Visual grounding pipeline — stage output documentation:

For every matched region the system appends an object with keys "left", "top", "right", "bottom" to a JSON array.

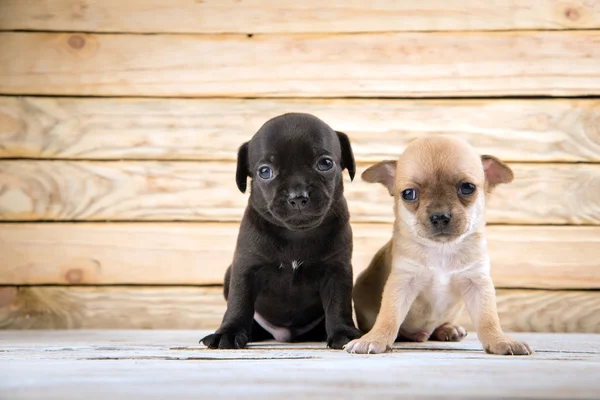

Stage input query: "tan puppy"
[{"left": 346, "top": 135, "right": 532, "bottom": 356}]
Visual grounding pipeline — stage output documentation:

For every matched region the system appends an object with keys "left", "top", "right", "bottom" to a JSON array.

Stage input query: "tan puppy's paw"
[
  {"left": 484, "top": 337, "right": 533, "bottom": 356},
  {"left": 431, "top": 323, "right": 467, "bottom": 342},
  {"left": 344, "top": 336, "right": 391, "bottom": 354}
]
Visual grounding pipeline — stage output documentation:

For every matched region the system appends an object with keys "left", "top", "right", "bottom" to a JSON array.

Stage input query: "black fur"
[
  {"left": 235, "top": 142, "right": 250, "bottom": 193},
  {"left": 335, "top": 131, "right": 356, "bottom": 181},
  {"left": 200, "top": 113, "right": 361, "bottom": 349}
]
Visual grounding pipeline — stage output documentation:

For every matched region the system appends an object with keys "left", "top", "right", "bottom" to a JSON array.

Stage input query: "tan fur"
[{"left": 347, "top": 135, "right": 532, "bottom": 355}]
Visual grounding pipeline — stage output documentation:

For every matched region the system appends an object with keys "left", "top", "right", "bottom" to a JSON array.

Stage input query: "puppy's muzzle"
[
  {"left": 430, "top": 212, "right": 452, "bottom": 228},
  {"left": 288, "top": 191, "right": 310, "bottom": 210}
]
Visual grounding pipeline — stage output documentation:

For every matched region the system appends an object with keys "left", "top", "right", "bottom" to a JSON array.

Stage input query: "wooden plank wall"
[{"left": 0, "top": 0, "right": 599, "bottom": 332}]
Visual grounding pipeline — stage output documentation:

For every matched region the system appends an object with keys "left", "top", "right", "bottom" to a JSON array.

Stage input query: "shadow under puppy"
[
  {"left": 202, "top": 113, "right": 362, "bottom": 349},
  {"left": 346, "top": 135, "right": 533, "bottom": 355}
]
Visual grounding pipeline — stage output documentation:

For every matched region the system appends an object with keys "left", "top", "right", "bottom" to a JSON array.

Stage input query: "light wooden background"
[{"left": 0, "top": 0, "right": 599, "bottom": 333}]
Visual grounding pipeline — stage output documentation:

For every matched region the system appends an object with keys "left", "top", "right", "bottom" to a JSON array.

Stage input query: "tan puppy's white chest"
[
  {"left": 397, "top": 251, "right": 467, "bottom": 337},
  {"left": 420, "top": 268, "right": 463, "bottom": 319}
]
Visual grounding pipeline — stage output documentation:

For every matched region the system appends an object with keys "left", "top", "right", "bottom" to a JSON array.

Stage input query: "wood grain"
[
  {"left": 1, "top": 286, "right": 598, "bottom": 333},
  {"left": 1, "top": 31, "right": 600, "bottom": 97},
  {"left": 460, "top": 290, "right": 600, "bottom": 334},
  {"left": 1, "top": 0, "right": 599, "bottom": 33},
  {"left": 0, "top": 286, "right": 225, "bottom": 330},
  {"left": 2, "top": 97, "right": 600, "bottom": 162},
  {"left": 1, "top": 333, "right": 599, "bottom": 400},
  {"left": 0, "top": 161, "right": 598, "bottom": 224},
  {"left": 3, "top": 330, "right": 599, "bottom": 355},
  {"left": 1, "top": 223, "right": 598, "bottom": 289}
]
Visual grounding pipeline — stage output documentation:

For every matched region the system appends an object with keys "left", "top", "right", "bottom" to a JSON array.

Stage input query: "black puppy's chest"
[
  {"left": 257, "top": 233, "right": 340, "bottom": 289},
  {"left": 256, "top": 258, "right": 322, "bottom": 296},
  {"left": 254, "top": 259, "right": 324, "bottom": 325}
]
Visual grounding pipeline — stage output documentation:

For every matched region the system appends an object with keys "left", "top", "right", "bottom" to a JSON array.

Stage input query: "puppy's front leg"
[
  {"left": 459, "top": 274, "right": 533, "bottom": 356},
  {"left": 320, "top": 267, "right": 362, "bottom": 349},
  {"left": 345, "top": 268, "right": 422, "bottom": 354},
  {"left": 201, "top": 266, "right": 256, "bottom": 349}
]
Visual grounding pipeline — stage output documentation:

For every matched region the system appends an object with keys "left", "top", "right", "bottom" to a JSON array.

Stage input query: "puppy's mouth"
[
  {"left": 279, "top": 213, "right": 326, "bottom": 231},
  {"left": 421, "top": 230, "right": 463, "bottom": 242},
  {"left": 265, "top": 192, "right": 334, "bottom": 231},
  {"left": 431, "top": 232, "right": 458, "bottom": 240}
]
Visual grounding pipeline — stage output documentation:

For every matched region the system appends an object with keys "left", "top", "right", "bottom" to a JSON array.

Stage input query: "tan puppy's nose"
[{"left": 430, "top": 212, "right": 451, "bottom": 227}]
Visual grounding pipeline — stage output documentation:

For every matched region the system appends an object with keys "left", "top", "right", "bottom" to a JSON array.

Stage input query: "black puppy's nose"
[
  {"left": 430, "top": 212, "right": 451, "bottom": 227},
  {"left": 288, "top": 192, "right": 309, "bottom": 210}
]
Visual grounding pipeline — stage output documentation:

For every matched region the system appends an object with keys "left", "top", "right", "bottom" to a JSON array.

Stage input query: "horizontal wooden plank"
[
  {"left": 2, "top": 97, "right": 600, "bottom": 162},
  {"left": 0, "top": 161, "right": 598, "bottom": 224},
  {"left": 1, "top": 32, "right": 600, "bottom": 97},
  {"left": 1, "top": 1, "right": 599, "bottom": 33},
  {"left": 0, "top": 286, "right": 224, "bottom": 330},
  {"left": 1, "top": 286, "right": 598, "bottom": 333},
  {"left": 1, "top": 223, "right": 598, "bottom": 289},
  {"left": 2, "top": 333, "right": 599, "bottom": 400},
  {"left": 3, "top": 330, "right": 599, "bottom": 355}
]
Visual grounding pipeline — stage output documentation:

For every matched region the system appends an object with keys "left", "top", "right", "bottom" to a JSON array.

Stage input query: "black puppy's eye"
[
  {"left": 258, "top": 166, "right": 273, "bottom": 180},
  {"left": 317, "top": 157, "right": 334, "bottom": 172},
  {"left": 401, "top": 189, "right": 418, "bottom": 202},
  {"left": 458, "top": 182, "right": 476, "bottom": 196}
]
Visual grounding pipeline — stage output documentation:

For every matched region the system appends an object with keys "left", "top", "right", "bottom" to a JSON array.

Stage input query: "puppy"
[
  {"left": 201, "top": 113, "right": 361, "bottom": 349},
  {"left": 345, "top": 135, "right": 533, "bottom": 355}
]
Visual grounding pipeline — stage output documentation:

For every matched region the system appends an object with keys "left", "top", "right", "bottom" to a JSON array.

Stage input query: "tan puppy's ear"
[
  {"left": 362, "top": 160, "right": 397, "bottom": 196},
  {"left": 481, "top": 155, "right": 514, "bottom": 190}
]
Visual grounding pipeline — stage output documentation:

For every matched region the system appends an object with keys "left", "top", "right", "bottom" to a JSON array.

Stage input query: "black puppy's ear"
[
  {"left": 335, "top": 131, "right": 356, "bottom": 181},
  {"left": 235, "top": 142, "right": 250, "bottom": 193},
  {"left": 362, "top": 160, "right": 397, "bottom": 196}
]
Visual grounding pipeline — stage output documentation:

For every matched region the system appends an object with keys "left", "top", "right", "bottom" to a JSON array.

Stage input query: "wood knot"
[
  {"left": 0, "top": 287, "right": 17, "bottom": 307},
  {"left": 66, "top": 268, "right": 84, "bottom": 283},
  {"left": 564, "top": 7, "right": 580, "bottom": 21},
  {"left": 68, "top": 35, "right": 86, "bottom": 49},
  {"left": 0, "top": 112, "right": 23, "bottom": 135}
]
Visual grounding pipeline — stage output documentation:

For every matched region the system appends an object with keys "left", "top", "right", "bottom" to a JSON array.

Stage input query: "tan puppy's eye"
[
  {"left": 401, "top": 188, "right": 419, "bottom": 202},
  {"left": 458, "top": 182, "right": 476, "bottom": 196}
]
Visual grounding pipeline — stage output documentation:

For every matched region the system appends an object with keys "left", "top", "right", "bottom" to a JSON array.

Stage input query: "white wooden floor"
[{"left": 1, "top": 331, "right": 599, "bottom": 399}]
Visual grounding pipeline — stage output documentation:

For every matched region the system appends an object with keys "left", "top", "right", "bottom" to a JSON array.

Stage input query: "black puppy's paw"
[
  {"left": 200, "top": 329, "right": 249, "bottom": 349},
  {"left": 327, "top": 326, "right": 362, "bottom": 350}
]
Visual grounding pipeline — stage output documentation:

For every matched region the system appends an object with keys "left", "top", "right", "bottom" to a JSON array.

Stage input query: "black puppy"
[{"left": 201, "top": 113, "right": 362, "bottom": 349}]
